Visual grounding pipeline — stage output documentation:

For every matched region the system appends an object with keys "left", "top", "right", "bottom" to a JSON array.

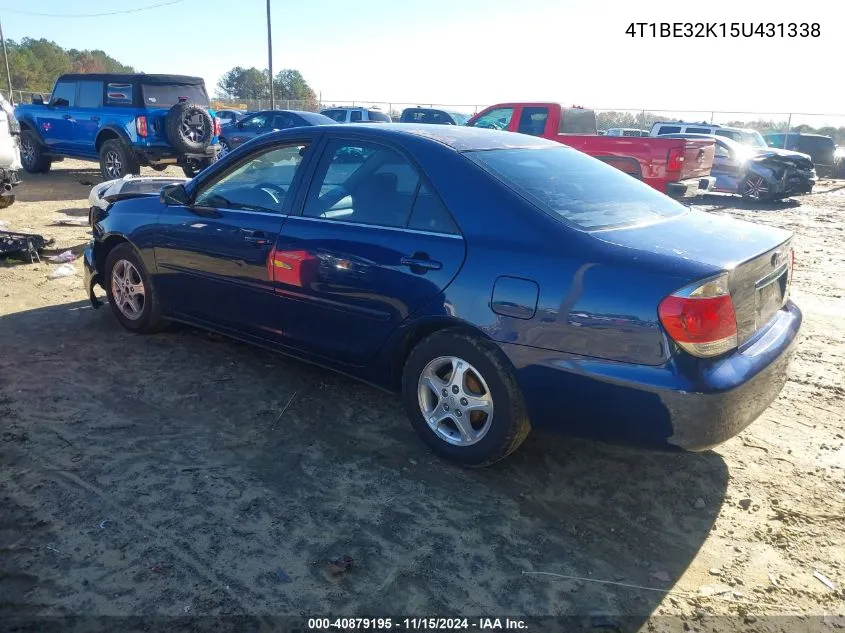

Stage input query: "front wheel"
[
  {"left": 0, "top": 195, "right": 14, "bottom": 209},
  {"left": 217, "top": 139, "right": 230, "bottom": 159},
  {"left": 99, "top": 139, "right": 140, "bottom": 181},
  {"left": 20, "top": 131, "right": 51, "bottom": 174},
  {"left": 741, "top": 174, "right": 772, "bottom": 201},
  {"left": 402, "top": 330, "right": 531, "bottom": 466},
  {"left": 104, "top": 243, "right": 166, "bottom": 333}
]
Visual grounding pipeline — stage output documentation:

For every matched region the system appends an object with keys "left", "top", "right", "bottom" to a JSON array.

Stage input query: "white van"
[
  {"left": 0, "top": 94, "right": 22, "bottom": 209},
  {"left": 650, "top": 121, "right": 767, "bottom": 148}
]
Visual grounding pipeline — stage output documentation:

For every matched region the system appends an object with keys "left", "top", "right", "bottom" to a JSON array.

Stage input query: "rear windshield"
[
  {"left": 560, "top": 108, "right": 597, "bottom": 134},
  {"left": 466, "top": 147, "right": 686, "bottom": 231},
  {"left": 367, "top": 110, "right": 391, "bottom": 122},
  {"left": 141, "top": 83, "right": 209, "bottom": 107}
]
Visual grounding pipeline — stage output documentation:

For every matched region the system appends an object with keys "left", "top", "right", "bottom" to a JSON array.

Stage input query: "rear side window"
[
  {"left": 518, "top": 107, "right": 549, "bottom": 136},
  {"left": 408, "top": 183, "right": 459, "bottom": 234},
  {"left": 141, "top": 83, "right": 209, "bottom": 107},
  {"left": 686, "top": 127, "right": 710, "bottom": 134},
  {"left": 402, "top": 109, "right": 426, "bottom": 123},
  {"left": 106, "top": 83, "right": 133, "bottom": 105},
  {"left": 714, "top": 129, "right": 741, "bottom": 142},
  {"left": 467, "top": 147, "right": 686, "bottom": 231},
  {"left": 559, "top": 108, "right": 597, "bottom": 134},
  {"left": 322, "top": 110, "right": 347, "bottom": 123},
  {"left": 350, "top": 110, "right": 363, "bottom": 122},
  {"left": 77, "top": 81, "right": 103, "bottom": 108},
  {"left": 51, "top": 81, "right": 76, "bottom": 107},
  {"left": 367, "top": 110, "right": 391, "bottom": 122},
  {"left": 656, "top": 125, "right": 681, "bottom": 135}
]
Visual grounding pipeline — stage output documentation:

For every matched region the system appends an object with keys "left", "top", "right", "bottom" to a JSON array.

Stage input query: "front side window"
[
  {"left": 350, "top": 110, "right": 363, "bottom": 122},
  {"left": 470, "top": 107, "right": 514, "bottom": 131},
  {"left": 77, "top": 81, "right": 103, "bottom": 108},
  {"left": 686, "top": 127, "right": 711, "bottom": 134},
  {"left": 467, "top": 146, "right": 686, "bottom": 231},
  {"left": 714, "top": 142, "right": 730, "bottom": 159},
  {"left": 51, "top": 81, "right": 76, "bottom": 107},
  {"left": 322, "top": 110, "right": 346, "bottom": 123},
  {"left": 303, "top": 141, "right": 419, "bottom": 228},
  {"left": 656, "top": 125, "right": 681, "bottom": 135},
  {"left": 518, "top": 107, "right": 549, "bottom": 136},
  {"left": 195, "top": 143, "right": 309, "bottom": 214},
  {"left": 714, "top": 129, "right": 742, "bottom": 142},
  {"left": 367, "top": 110, "right": 391, "bottom": 122},
  {"left": 270, "top": 113, "right": 297, "bottom": 129}
]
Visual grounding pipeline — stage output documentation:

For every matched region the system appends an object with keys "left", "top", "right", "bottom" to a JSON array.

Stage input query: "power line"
[{"left": 0, "top": 0, "right": 187, "bottom": 18}]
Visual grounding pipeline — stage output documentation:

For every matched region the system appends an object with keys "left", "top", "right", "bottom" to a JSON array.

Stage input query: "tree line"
[
  {"left": 215, "top": 67, "right": 318, "bottom": 111},
  {"left": 598, "top": 110, "right": 845, "bottom": 144},
  {"left": 4, "top": 38, "right": 134, "bottom": 93}
]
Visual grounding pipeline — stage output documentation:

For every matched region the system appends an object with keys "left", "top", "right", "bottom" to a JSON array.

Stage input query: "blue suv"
[{"left": 15, "top": 73, "right": 220, "bottom": 180}]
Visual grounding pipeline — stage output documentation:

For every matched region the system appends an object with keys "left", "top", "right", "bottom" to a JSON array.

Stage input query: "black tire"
[
  {"left": 20, "top": 130, "right": 51, "bottom": 174},
  {"left": 165, "top": 102, "right": 213, "bottom": 153},
  {"left": 99, "top": 139, "right": 140, "bottom": 181},
  {"left": 104, "top": 242, "right": 166, "bottom": 334},
  {"left": 740, "top": 174, "right": 773, "bottom": 202},
  {"left": 401, "top": 330, "right": 531, "bottom": 467},
  {"left": 0, "top": 195, "right": 14, "bottom": 209},
  {"left": 182, "top": 158, "right": 213, "bottom": 179}
]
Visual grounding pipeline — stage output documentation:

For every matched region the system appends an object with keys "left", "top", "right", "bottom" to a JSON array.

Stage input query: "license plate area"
[{"left": 755, "top": 264, "right": 789, "bottom": 329}]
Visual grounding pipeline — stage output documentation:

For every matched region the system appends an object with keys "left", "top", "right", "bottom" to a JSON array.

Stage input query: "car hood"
[{"left": 752, "top": 147, "right": 813, "bottom": 165}]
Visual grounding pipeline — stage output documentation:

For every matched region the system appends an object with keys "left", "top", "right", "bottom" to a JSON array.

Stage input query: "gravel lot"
[{"left": 1, "top": 160, "right": 843, "bottom": 632}]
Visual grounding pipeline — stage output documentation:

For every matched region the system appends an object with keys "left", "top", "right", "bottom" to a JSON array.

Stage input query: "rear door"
[
  {"left": 71, "top": 79, "right": 104, "bottom": 157},
  {"left": 272, "top": 136, "right": 466, "bottom": 364},
  {"left": 154, "top": 138, "right": 316, "bottom": 341}
]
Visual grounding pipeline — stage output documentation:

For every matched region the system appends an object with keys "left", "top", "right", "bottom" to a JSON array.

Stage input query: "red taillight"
[
  {"left": 658, "top": 275, "right": 738, "bottom": 358},
  {"left": 136, "top": 115, "right": 148, "bottom": 138},
  {"left": 667, "top": 147, "right": 685, "bottom": 172},
  {"left": 214, "top": 116, "right": 221, "bottom": 136}
]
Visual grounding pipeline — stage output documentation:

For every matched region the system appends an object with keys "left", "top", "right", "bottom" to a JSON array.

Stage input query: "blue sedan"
[{"left": 83, "top": 124, "right": 801, "bottom": 466}]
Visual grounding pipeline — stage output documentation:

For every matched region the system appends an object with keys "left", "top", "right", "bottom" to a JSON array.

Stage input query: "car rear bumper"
[
  {"left": 497, "top": 301, "right": 801, "bottom": 450},
  {"left": 666, "top": 176, "right": 710, "bottom": 199},
  {"left": 136, "top": 145, "right": 219, "bottom": 165},
  {"left": 0, "top": 168, "right": 21, "bottom": 193}
]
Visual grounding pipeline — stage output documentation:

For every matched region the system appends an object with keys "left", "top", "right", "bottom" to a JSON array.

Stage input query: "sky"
[{"left": 1, "top": 0, "right": 840, "bottom": 120}]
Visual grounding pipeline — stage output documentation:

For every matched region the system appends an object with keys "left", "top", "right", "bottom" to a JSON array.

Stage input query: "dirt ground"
[{"left": 1, "top": 160, "right": 843, "bottom": 632}]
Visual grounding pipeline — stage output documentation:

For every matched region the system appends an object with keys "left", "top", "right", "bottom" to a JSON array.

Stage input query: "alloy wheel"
[
  {"left": 21, "top": 139, "right": 35, "bottom": 167},
  {"left": 417, "top": 356, "right": 494, "bottom": 446},
  {"left": 744, "top": 175, "right": 769, "bottom": 200},
  {"left": 111, "top": 259, "right": 145, "bottom": 320},
  {"left": 181, "top": 112, "right": 206, "bottom": 142},
  {"left": 105, "top": 150, "right": 123, "bottom": 179}
]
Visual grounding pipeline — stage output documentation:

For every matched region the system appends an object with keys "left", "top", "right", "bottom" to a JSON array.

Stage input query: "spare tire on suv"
[{"left": 165, "top": 102, "right": 213, "bottom": 154}]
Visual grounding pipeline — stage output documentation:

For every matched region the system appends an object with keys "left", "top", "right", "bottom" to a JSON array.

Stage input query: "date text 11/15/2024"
[
  {"left": 307, "top": 618, "right": 528, "bottom": 630},
  {"left": 625, "top": 22, "right": 820, "bottom": 37}
]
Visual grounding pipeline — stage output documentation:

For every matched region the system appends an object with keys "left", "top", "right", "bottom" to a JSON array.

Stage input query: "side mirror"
[
  {"left": 51, "top": 98, "right": 69, "bottom": 107},
  {"left": 32, "top": 94, "right": 44, "bottom": 105},
  {"left": 161, "top": 183, "right": 189, "bottom": 206},
  {"left": 236, "top": 121, "right": 243, "bottom": 129}
]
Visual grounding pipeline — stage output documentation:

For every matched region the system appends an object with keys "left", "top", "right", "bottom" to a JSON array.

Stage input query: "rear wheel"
[
  {"left": 0, "top": 195, "right": 14, "bottom": 209},
  {"left": 402, "top": 330, "right": 531, "bottom": 466},
  {"left": 20, "top": 131, "right": 51, "bottom": 174},
  {"left": 741, "top": 174, "right": 772, "bottom": 201},
  {"left": 104, "top": 243, "right": 165, "bottom": 333},
  {"left": 99, "top": 139, "right": 140, "bottom": 181}
]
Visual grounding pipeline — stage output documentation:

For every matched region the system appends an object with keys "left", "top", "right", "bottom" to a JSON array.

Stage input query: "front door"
[
  {"left": 70, "top": 79, "right": 104, "bottom": 158},
  {"left": 154, "top": 140, "right": 315, "bottom": 341},
  {"left": 37, "top": 79, "right": 76, "bottom": 152},
  {"left": 272, "top": 137, "right": 466, "bottom": 365}
]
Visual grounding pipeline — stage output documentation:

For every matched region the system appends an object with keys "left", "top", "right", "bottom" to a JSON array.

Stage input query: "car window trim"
[
  {"left": 291, "top": 214, "right": 463, "bottom": 240},
  {"left": 291, "top": 132, "right": 463, "bottom": 237},
  {"left": 191, "top": 137, "right": 317, "bottom": 215}
]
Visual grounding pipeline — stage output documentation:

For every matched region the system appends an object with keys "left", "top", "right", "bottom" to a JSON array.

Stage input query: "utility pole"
[
  {"left": 0, "top": 18, "right": 13, "bottom": 103},
  {"left": 266, "top": 0, "right": 275, "bottom": 110}
]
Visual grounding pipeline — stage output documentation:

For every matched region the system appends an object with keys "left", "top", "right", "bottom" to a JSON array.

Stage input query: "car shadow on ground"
[
  {"left": 693, "top": 194, "right": 802, "bottom": 212},
  {"left": 0, "top": 300, "right": 729, "bottom": 628}
]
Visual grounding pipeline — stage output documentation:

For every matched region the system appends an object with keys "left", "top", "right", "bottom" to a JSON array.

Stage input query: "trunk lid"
[
  {"left": 677, "top": 139, "right": 715, "bottom": 179},
  {"left": 594, "top": 210, "right": 792, "bottom": 344}
]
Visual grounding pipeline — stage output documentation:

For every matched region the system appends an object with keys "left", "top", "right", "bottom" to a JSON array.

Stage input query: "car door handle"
[
  {"left": 400, "top": 253, "right": 442, "bottom": 272},
  {"left": 90, "top": 116, "right": 100, "bottom": 122},
  {"left": 62, "top": 114, "right": 73, "bottom": 120},
  {"left": 241, "top": 229, "right": 270, "bottom": 244}
]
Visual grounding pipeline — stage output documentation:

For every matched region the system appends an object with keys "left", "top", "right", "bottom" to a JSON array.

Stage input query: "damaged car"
[{"left": 663, "top": 133, "right": 816, "bottom": 201}]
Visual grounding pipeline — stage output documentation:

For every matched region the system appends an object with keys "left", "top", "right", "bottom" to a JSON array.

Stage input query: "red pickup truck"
[{"left": 467, "top": 103, "right": 716, "bottom": 199}]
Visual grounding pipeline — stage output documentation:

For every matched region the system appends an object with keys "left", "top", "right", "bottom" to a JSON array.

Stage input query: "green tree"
[
  {"left": 273, "top": 69, "right": 318, "bottom": 110},
  {"left": 216, "top": 66, "right": 269, "bottom": 100}
]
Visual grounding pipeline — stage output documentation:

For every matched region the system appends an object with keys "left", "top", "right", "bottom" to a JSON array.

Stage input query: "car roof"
[
  {"left": 248, "top": 110, "right": 335, "bottom": 124},
  {"left": 57, "top": 73, "right": 205, "bottom": 85},
  {"left": 274, "top": 123, "right": 557, "bottom": 151},
  {"left": 765, "top": 132, "right": 831, "bottom": 139}
]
